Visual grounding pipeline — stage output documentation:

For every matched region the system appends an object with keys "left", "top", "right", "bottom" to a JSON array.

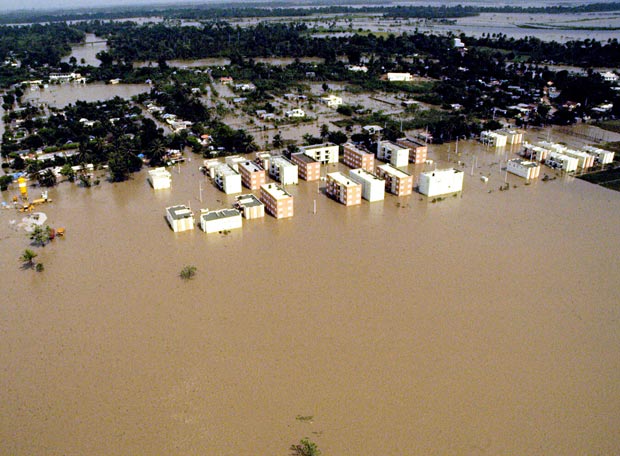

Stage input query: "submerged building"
[
  {"left": 417, "top": 168, "right": 464, "bottom": 197},
  {"left": 166, "top": 205, "right": 195, "bottom": 232}
]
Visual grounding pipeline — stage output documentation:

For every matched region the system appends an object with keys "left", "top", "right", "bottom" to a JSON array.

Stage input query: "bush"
[{"left": 180, "top": 265, "right": 197, "bottom": 280}]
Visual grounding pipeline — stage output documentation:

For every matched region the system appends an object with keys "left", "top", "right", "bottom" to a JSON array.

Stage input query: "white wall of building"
[{"left": 418, "top": 168, "right": 464, "bottom": 197}]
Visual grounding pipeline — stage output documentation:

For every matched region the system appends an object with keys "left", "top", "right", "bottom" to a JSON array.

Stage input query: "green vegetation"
[
  {"left": 19, "top": 249, "right": 38, "bottom": 268},
  {"left": 30, "top": 225, "right": 52, "bottom": 247},
  {"left": 290, "top": 438, "right": 321, "bottom": 456},
  {"left": 180, "top": 265, "right": 197, "bottom": 280},
  {"left": 595, "top": 120, "right": 620, "bottom": 134}
]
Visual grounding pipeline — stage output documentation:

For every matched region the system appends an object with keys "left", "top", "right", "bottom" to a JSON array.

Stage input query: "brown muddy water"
[{"left": 1, "top": 131, "right": 619, "bottom": 455}]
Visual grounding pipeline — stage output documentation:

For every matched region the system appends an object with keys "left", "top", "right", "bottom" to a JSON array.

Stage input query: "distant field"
[
  {"left": 579, "top": 165, "right": 620, "bottom": 191},
  {"left": 596, "top": 120, "right": 620, "bottom": 134}
]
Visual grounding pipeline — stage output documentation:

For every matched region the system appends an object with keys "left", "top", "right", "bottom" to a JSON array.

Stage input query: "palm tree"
[{"left": 20, "top": 249, "right": 38, "bottom": 268}]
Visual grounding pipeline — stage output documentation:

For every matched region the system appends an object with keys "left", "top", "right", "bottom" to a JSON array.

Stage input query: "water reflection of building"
[
  {"left": 260, "top": 183, "right": 294, "bottom": 219},
  {"left": 166, "top": 205, "right": 195, "bottom": 232},
  {"left": 326, "top": 172, "right": 362, "bottom": 206}
]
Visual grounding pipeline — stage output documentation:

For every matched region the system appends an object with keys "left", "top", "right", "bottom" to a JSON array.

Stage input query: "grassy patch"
[
  {"left": 595, "top": 120, "right": 620, "bottom": 134},
  {"left": 578, "top": 165, "right": 620, "bottom": 192}
]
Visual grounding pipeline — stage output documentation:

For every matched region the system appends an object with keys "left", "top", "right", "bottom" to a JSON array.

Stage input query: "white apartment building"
[
  {"left": 377, "top": 141, "right": 409, "bottom": 168},
  {"left": 481, "top": 130, "right": 507, "bottom": 147},
  {"left": 348, "top": 168, "right": 385, "bottom": 202},
  {"left": 418, "top": 168, "right": 464, "bottom": 197},
  {"left": 269, "top": 156, "right": 299, "bottom": 185},
  {"left": 148, "top": 167, "right": 171, "bottom": 189},
  {"left": 546, "top": 152, "right": 578, "bottom": 172},
  {"left": 234, "top": 194, "right": 265, "bottom": 219},
  {"left": 302, "top": 143, "right": 339, "bottom": 164},
  {"left": 200, "top": 209, "right": 242, "bottom": 234},
  {"left": 166, "top": 205, "right": 195, "bottom": 232},
  {"left": 387, "top": 72, "right": 413, "bottom": 82},
  {"left": 507, "top": 159, "right": 541, "bottom": 180},
  {"left": 582, "top": 145, "right": 615, "bottom": 165},
  {"left": 214, "top": 164, "right": 242, "bottom": 194}
]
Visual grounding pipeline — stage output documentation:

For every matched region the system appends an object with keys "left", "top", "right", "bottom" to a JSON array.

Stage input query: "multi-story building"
[
  {"left": 507, "top": 159, "right": 541, "bottom": 180},
  {"left": 302, "top": 143, "right": 339, "bottom": 164},
  {"left": 213, "top": 164, "right": 242, "bottom": 194},
  {"left": 417, "top": 168, "right": 464, "bottom": 197},
  {"left": 582, "top": 145, "right": 615, "bottom": 165},
  {"left": 546, "top": 152, "right": 578, "bottom": 172},
  {"left": 200, "top": 209, "right": 242, "bottom": 234},
  {"left": 348, "top": 168, "right": 385, "bottom": 202},
  {"left": 234, "top": 194, "right": 265, "bottom": 219},
  {"left": 326, "top": 172, "right": 362, "bottom": 206},
  {"left": 375, "top": 163, "right": 414, "bottom": 196},
  {"left": 260, "top": 183, "right": 294, "bottom": 219},
  {"left": 269, "top": 156, "right": 299, "bottom": 185},
  {"left": 480, "top": 131, "right": 507, "bottom": 147},
  {"left": 255, "top": 152, "right": 271, "bottom": 170},
  {"left": 343, "top": 143, "right": 375, "bottom": 171},
  {"left": 395, "top": 137, "right": 428, "bottom": 164},
  {"left": 166, "top": 205, "right": 195, "bottom": 232},
  {"left": 148, "top": 167, "right": 172, "bottom": 189},
  {"left": 225, "top": 155, "right": 247, "bottom": 172},
  {"left": 521, "top": 143, "right": 550, "bottom": 162},
  {"left": 238, "top": 160, "right": 266, "bottom": 190},
  {"left": 377, "top": 141, "right": 409, "bottom": 168},
  {"left": 561, "top": 148, "right": 595, "bottom": 170},
  {"left": 498, "top": 129, "right": 524, "bottom": 145},
  {"left": 291, "top": 152, "right": 321, "bottom": 181}
]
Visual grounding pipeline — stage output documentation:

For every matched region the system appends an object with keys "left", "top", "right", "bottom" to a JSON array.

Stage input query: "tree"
[
  {"left": 180, "top": 265, "right": 197, "bottom": 280},
  {"left": 272, "top": 133, "right": 284, "bottom": 149},
  {"left": 60, "top": 163, "right": 76, "bottom": 182},
  {"left": 0, "top": 174, "right": 13, "bottom": 191},
  {"left": 37, "top": 169, "right": 57, "bottom": 187},
  {"left": 290, "top": 438, "right": 321, "bottom": 456},
  {"left": 319, "top": 124, "right": 330, "bottom": 141},
  {"left": 30, "top": 225, "right": 51, "bottom": 247},
  {"left": 20, "top": 249, "right": 38, "bottom": 268}
]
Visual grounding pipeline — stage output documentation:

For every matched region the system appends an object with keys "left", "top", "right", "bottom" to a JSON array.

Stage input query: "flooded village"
[{"left": 1, "top": 3, "right": 620, "bottom": 456}]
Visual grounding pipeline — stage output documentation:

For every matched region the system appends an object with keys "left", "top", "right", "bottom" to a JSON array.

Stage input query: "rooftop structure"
[
  {"left": 326, "top": 172, "right": 362, "bottom": 206},
  {"left": 148, "top": 167, "right": 172, "bottom": 190},
  {"left": 255, "top": 152, "right": 271, "bottom": 170},
  {"left": 417, "top": 168, "right": 464, "bottom": 197},
  {"left": 234, "top": 194, "right": 265, "bottom": 219},
  {"left": 166, "top": 205, "right": 195, "bottom": 232},
  {"left": 507, "top": 159, "right": 541, "bottom": 180},
  {"left": 302, "top": 143, "right": 339, "bottom": 164},
  {"left": 225, "top": 155, "right": 247, "bottom": 172},
  {"left": 375, "top": 163, "right": 413, "bottom": 196},
  {"left": 349, "top": 168, "right": 385, "bottom": 202},
  {"left": 200, "top": 209, "right": 242, "bottom": 234}
]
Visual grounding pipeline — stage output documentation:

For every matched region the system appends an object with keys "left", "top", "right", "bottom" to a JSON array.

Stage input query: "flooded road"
[{"left": 1, "top": 130, "right": 619, "bottom": 455}]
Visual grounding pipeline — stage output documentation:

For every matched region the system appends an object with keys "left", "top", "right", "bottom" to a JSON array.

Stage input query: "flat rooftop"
[
  {"left": 201, "top": 208, "right": 241, "bottom": 222},
  {"left": 344, "top": 143, "right": 371, "bottom": 155},
  {"left": 327, "top": 172, "right": 360, "bottom": 187},
  {"left": 381, "top": 141, "right": 407, "bottom": 152},
  {"left": 303, "top": 143, "right": 337, "bottom": 151},
  {"left": 376, "top": 163, "right": 411, "bottom": 178},
  {"left": 350, "top": 168, "right": 384, "bottom": 182},
  {"left": 239, "top": 161, "right": 263, "bottom": 173},
  {"left": 421, "top": 168, "right": 463, "bottom": 177},
  {"left": 148, "top": 167, "right": 171, "bottom": 177},
  {"left": 509, "top": 158, "right": 539, "bottom": 168},
  {"left": 215, "top": 164, "right": 239, "bottom": 176},
  {"left": 236, "top": 194, "right": 264, "bottom": 208},
  {"left": 291, "top": 152, "right": 318, "bottom": 164},
  {"left": 271, "top": 156, "right": 296, "bottom": 168},
  {"left": 397, "top": 138, "right": 426, "bottom": 148},
  {"left": 261, "top": 183, "right": 292, "bottom": 200},
  {"left": 167, "top": 205, "right": 193, "bottom": 220}
]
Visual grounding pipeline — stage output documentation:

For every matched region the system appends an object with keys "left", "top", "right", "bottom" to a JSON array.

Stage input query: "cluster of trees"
[{"left": 3, "top": 3, "right": 619, "bottom": 25}]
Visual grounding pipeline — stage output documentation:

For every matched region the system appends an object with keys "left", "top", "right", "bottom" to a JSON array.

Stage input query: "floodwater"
[
  {"left": 1, "top": 127, "right": 619, "bottom": 455},
  {"left": 62, "top": 33, "right": 109, "bottom": 67},
  {"left": 22, "top": 82, "right": 151, "bottom": 108}
]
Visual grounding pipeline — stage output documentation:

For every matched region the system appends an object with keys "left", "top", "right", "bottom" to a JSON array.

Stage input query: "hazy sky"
[{"left": 0, "top": 0, "right": 216, "bottom": 13}]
